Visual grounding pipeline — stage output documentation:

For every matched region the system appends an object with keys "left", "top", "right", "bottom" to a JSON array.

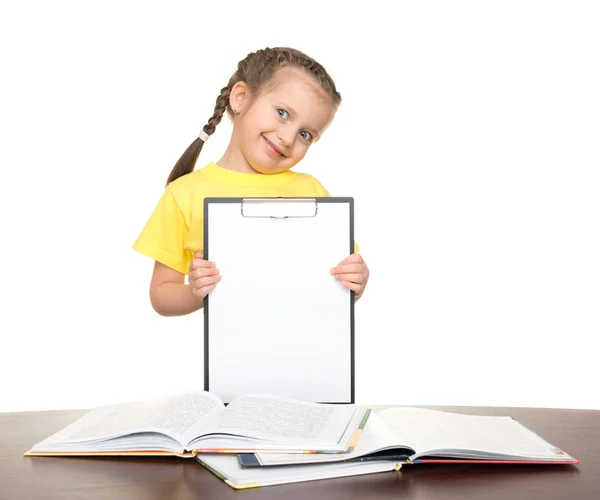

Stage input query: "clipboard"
[{"left": 203, "top": 197, "right": 355, "bottom": 404}]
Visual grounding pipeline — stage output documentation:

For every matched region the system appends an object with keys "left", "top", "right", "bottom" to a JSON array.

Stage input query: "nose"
[{"left": 277, "top": 124, "right": 296, "bottom": 149}]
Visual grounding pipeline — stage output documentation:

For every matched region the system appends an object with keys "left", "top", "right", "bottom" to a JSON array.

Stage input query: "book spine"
[{"left": 317, "top": 408, "right": 372, "bottom": 455}]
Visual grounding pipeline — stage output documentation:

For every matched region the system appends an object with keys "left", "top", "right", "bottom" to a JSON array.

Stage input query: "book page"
[
  {"left": 379, "top": 407, "right": 569, "bottom": 459},
  {"left": 252, "top": 411, "right": 414, "bottom": 465},
  {"left": 193, "top": 394, "right": 360, "bottom": 447},
  {"left": 31, "top": 391, "right": 224, "bottom": 451}
]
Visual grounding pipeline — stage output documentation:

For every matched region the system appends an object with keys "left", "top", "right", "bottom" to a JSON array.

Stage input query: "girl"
[{"left": 133, "top": 47, "right": 370, "bottom": 316}]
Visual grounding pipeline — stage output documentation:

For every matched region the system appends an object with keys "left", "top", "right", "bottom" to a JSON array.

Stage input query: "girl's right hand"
[{"left": 188, "top": 252, "right": 221, "bottom": 299}]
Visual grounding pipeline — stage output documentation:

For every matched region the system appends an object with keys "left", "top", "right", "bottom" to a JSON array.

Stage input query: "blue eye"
[
  {"left": 299, "top": 131, "right": 312, "bottom": 141},
  {"left": 277, "top": 108, "right": 288, "bottom": 119}
]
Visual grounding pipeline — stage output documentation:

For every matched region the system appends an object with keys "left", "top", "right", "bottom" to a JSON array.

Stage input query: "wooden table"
[{"left": 2, "top": 405, "right": 599, "bottom": 499}]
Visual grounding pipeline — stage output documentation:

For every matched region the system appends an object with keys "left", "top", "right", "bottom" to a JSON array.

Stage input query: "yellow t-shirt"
[{"left": 133, "top": 162, "right": 357, "bottom": 275}]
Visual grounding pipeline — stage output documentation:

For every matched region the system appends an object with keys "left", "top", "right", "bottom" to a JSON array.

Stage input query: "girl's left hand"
[{"left": 331, "top": 253, "right": 370, "bottom": 300}]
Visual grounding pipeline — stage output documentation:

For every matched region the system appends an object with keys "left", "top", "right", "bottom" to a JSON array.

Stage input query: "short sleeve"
[
  {"left": 132, "top": 186, "right": 191, "bottom": 275},
  {"left": 313, "top": 179, "right": 331, "bottom": 197},
  {"left": 312, "top": 178, "right": 360, "bottom": 254}
]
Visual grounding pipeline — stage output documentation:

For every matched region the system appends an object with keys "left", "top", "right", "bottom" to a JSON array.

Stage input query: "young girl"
[{"left": 133, "top": 47, "right": 370, "bottom": 316}]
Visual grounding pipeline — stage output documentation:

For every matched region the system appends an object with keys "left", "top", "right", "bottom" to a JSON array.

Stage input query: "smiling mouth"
[{"left": 263, "top": 136, "right": 286, "bottom": 157}]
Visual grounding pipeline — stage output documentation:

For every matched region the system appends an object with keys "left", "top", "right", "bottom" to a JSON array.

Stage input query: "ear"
[{"left": 229, "top": 81, "right": 251, "bottom": 114}]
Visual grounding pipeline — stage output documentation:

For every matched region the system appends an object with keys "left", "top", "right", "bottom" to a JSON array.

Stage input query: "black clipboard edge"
[{"left": 203, "top": 196, "right": 355, "bottom": 405}]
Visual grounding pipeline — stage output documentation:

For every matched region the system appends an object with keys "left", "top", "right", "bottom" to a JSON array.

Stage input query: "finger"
[
  {"left": 196, "top": 267, "right": 220, "bottom": 281},
  {"left": 342, "top": 280, "right": 363, "bottom": 292},
  {"left": 333, "top": 273, "right": 365, "bottom": 284},
  {"left": 347, "top": 253, "right": 364, "bottom": 262},
  {"left": 198, "top": 281, "right": 219, "bottom": 296},
  {"left": 190, "top": 258, "right": 216, "bottom": 271},
  {"left": 191, "top": 283, "right": 217, "bottom": 298},
  {"left": 197, "top": 273, "right": 221, "bottom": 287},
  {"left": 191, "top": 275, "right": 221, "bottom": 293},
  {"left": 337, "top": 253, "right": 364, "bottom": 265},
  {"left": 192, "top": 255, "right": 215, "bottom": 266},
  {"left": 202, "top": 285, "right": 216, "bottom": 296},
  {"left": 189, "top": 267, "right": 220, "bottom": 282},
  {"left": 332, "top": 263, "right": 364, "bottom": 275}
]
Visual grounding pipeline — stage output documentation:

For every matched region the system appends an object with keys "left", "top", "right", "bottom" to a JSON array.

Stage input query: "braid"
[
  {"left": 165, "top": 84, "right": 234, "bottom": 186},
  {"left": 165, "top": 46, "right": 341, "bottom": 186},
  {"left": 204, "top": 85, "right": 232, "bottom": 135}
]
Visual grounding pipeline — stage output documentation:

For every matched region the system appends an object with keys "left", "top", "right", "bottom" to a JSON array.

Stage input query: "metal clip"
[{"left": 240, "top": 198, "right": 318, "bottom": 218}]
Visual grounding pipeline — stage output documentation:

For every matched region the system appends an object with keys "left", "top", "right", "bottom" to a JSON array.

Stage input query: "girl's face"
[{"left": 231, "top": 67, "right": 335, "bottom": 174}]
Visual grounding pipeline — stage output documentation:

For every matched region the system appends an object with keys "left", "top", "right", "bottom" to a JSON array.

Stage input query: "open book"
[
  {"left": 23, "top": 391, "right": 369, "bottom": 457},
  {"left": 238, "top": 406, "right": 580, "bottom": 467}
]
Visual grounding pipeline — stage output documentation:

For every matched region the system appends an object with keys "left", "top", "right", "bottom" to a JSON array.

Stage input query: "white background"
[{"left": 1, "top": 1, "right": 598, "bottom": 412}]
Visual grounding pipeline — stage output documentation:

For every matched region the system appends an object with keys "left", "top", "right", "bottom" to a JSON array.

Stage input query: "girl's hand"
[
  {"left": 331, "top": 253, "right": 370, "bottom": 300},
  {"left": 188, "top": 252, "right": 221, "bottom": 299}
]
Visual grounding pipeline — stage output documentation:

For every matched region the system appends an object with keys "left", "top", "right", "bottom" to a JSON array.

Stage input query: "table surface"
[{"left": 2, "top": 404, "right": 599, "bottom": 500}]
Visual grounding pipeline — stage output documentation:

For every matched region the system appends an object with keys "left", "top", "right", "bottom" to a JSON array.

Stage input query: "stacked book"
[{"left": 25, "top": 391, "right": 580, "bottom": 489}]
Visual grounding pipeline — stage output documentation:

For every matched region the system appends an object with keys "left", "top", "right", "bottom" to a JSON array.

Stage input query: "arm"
[
  {"left": 149, "top": 253, "right": 221, "bottom": 316},
  {"left": 150, "top": 262, "right": 203, "bottom": 316}
]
